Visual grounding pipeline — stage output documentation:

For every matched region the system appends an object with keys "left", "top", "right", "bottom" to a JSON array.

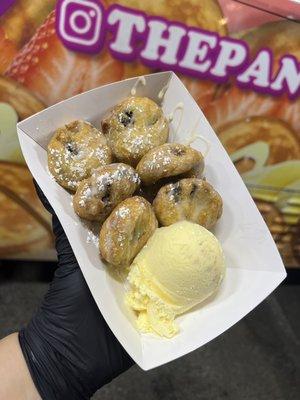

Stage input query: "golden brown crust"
[
  {"left": 0, "top": 0, "right": 56, "bottom": 48},
  {"left": 218, "top": 117, "right": 300, "bottom": 168},
  {"left": 0, "top": 75, "right": 45, "bottom": 120},
  {"left": 153, "top": 178, "right": 222, "bottom": 228},
  {"left": 242, "top": 20, "right": 300, "bottom": 67},
  {"left": 0, "top": 161, "right": 53, "bottom": 256},
  {"left": 99, "top": 196, "right": 157, "bottom": 267},
  {"left": 102, "top": 97, "right": 169, "bottom": 166},
  {"left": 73, "top": 163, "right": 140, "bottom": 222},
  {"left": 136, "top": 161, "right": 205, "bottom": 203},
  {"left": 47, "top": 120, "right": 112, "bottom": 192},
  {"left": 136, "top": 143, "right": 203, "bottom": 186}
]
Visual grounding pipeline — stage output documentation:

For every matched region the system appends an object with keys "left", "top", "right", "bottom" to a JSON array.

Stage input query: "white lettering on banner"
[
  {"left": 179, "top": 31, "right": 217, "bottom": 73},
  {"left": 270, "top": 56, "right": 300, "bottom": 97},
  {"left": 141, "top": 20, "right": 186, "bottom": 65},
  {"left": 210, "top": 39, "right": 247, "bottom": 78},
  {"left": 237, "top": 50, "right": 271, "bottom": 88},
  {"left": 108, "top": 8, "right": 146, "bottom": 55},
  {"left": 56, "top": 2, "right": 300, "bottom": 99}
]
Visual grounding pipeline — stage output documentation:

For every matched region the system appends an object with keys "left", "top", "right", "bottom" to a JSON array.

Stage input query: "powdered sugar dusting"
[
  {"left": 86, "top": 230, "right": 99, "bottom": 247},
  {"left": 143, "top": 144, "right": 189, "bottom": 173},
  {"left": 82, "top": 220, "right": 100, "bottom": 248},
  {"left": 75, "top": 164, "right": 140, "bottom": 208},
  {"left": 115, "top": 205, "right": 131, "bottom": 219},
  {"left": 168, "top": 182, "right": 181, "bottom": 202},
  {"left": 48, "top": 120, "right": 110, "bottom": 189},
  {"left": 147, "top": 149, "right": 172, "bottom": 172}
]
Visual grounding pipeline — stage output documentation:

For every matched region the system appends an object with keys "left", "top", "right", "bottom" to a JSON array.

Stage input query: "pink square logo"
[{"left": 56, "top": 0, "right": 105, "bottom": 54}]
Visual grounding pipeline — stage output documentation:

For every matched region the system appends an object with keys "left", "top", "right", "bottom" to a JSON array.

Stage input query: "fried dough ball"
[
  {"left": 153, "top": 178, "right": 222, "bottom": 228},
  {"left": 73, "top": 163, "right": 140, "bottom": 222},
  {"left": 48, "top": 120, "right": 112, "bottom": 191},
  {"left": 136, "top": 143, "right": 203, "bottom": 186},
  {"left": 102, "top": 97, "right": 169, "bottom": 166},
  {"left": 99, "top": 196, "right": 157, "bottom": 267}
]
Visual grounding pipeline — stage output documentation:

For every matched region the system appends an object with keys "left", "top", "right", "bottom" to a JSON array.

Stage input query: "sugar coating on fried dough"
[
  {"left": 136, "top": 143, "right": 203, "bottom": 186},
  {"left": 102, "top": 97, "right": 169, "bottom": 166},
  {"left": 99, "top": 196, "right": 157, "bottom": 267},
  {"left": 153, "top": 178, "right": 222, "bottom": 228},
  {"left": 48, "top": 120, "right": 112, "bottom": 191},
  {"left": 73, "top": 163, "right": 140, "bottom": 222}
]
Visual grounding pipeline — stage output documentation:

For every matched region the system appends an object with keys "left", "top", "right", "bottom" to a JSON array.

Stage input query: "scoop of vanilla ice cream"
[{"left": 126, "top": 221, "right": 225, "bottom": 338}]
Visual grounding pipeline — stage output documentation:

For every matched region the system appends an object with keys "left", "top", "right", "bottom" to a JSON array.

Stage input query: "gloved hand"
[{"left": 19, "top": 183, "right": 134, "bottom": 400}]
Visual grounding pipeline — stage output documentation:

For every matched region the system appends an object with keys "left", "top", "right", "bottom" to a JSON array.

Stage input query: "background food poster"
[{"left": 0, "top": 0, "right": 299, "bottom": 268}]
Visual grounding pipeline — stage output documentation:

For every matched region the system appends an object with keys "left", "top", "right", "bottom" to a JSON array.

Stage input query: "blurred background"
[{"left": 0, "top": 1, "right": 299, "bottom": 398}]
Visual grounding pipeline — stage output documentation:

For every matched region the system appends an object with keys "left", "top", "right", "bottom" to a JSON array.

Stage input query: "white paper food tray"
[{"left": 17, "top": 71, "right": 286, "bottom": 370}]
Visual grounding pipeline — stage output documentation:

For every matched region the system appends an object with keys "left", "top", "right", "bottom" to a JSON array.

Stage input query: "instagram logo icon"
[{"left": 56, "top": 0, "right": 105, "bottom": 54}]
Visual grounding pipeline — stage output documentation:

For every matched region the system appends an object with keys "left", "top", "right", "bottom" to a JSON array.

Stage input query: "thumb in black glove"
[{"left": 19, "top": 183, "right": 134, "bottom": 400}]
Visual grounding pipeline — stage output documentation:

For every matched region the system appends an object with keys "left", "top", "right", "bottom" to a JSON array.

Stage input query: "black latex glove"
[{"left": 19, "top": 183, "right": 134, "bottom": 400}]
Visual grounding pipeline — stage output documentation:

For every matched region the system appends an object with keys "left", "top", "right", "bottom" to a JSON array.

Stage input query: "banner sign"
[
  {"left": 56, "top": 0, "right": 300, "bottom": 99},
  {"left": 0, "top": 0, "right": 299, "bottom": 267}
]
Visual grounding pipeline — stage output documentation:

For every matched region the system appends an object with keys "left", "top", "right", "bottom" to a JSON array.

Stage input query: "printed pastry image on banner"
[{"left": 0, "top": 0, "right": 299, "bottom": 267}]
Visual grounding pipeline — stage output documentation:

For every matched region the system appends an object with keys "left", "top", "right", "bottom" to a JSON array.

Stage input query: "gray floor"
[{"left": 0, "top": 279, "right": 299, "bottom": 400}]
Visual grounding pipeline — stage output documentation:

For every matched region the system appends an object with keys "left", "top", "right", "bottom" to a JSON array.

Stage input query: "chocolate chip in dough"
[
  {"left": 171, "top": 147, "right": 186, "bottom": 156},
  {"left": 169, "top": 182, "right": 182, "bottom": 203},
  {"left": 190, "top": 183, "right": 198, "bottom": 197},
  {"left": 120, "top": 110, "right": 134, "bottom": 127},
  {"left": 66, "top": 142, "right": 78, "bottom": 155}
]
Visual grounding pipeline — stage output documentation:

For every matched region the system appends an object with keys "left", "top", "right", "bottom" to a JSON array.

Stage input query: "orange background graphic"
[{"left": 0, "top": 0, "right": 299, "bottom": 267}]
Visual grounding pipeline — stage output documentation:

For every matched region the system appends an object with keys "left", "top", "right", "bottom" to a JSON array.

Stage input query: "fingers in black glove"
[{"left": 19, "top": 183, "right": 134, "bottom": 400}]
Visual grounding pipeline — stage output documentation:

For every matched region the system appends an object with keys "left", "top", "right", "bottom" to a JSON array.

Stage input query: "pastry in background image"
[
  {"left": 180, "top": 76, "right": 225, "bottom": 111},
  {"left": 99, "top": 196, "right": 157, "bottom": 268},
  {"left": 0, "top": 27, "right": 17, "bottom": 74},
  {"left": 256, "top": 200, "right": 299, "bottom": 268},
  {"left": 244, "top": 159, "right": 300, "bottom": 270},
  {"left": 278, "top": 97, "right": 300, "bottom": 140},
  {"left": 0, "top": 74, "right": 50, "bottom": 259},
  {"left": 102, "top": 97, "right": 169, "bottom": 166},
  {"left": 219, "top": 117, "right": 300, "bottom": 174},
  {"left": 245, "top": 161, "right": 300, "bottom": 204},
  {"left": 6, "top": 11, "right": 124, "bottom": 106},
  {"left": 0, "top": 101, "right": 21, "bottom": 163},
  {"left": 204, "top": 85, "right": 281, "bottom": 132},
  {"left": 0, "top": 75, "right": 45, "bottom": 163},
  {"left": 291, "top": 222, "right": 300, "bottom": 266},
  {"left": 202, "top": 20, "right": 300, "bottom": 268},
  {"left": 243, "top": 20, "right": 300, "bottom": 63},
  {"left": 203, "top": 21, "right": 300, "bottom": 186},
  {"left": 48, "top": 120, "right": 112, "bottom": 192},
  {"left": 204, "top": 20, "right": 300, "bottom": 133},
  {"left": 0, "top": 0, "right": 56, "bottom": 48},
  {"left": 0, "top": 75, "right": 44, "bottom": 120},
  {"left": 0, "top": 161, "right": 53, "bottom": 257}
]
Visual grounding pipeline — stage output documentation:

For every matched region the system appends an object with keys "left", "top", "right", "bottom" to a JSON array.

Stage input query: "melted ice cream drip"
[
  {"left": 158, "top": 81, "right": 170, "bottom": 102},
  {"left": 130, "top": 76, "right": 146, "bottom": 96},
  {"left": 185, "top": 118, "right": 211, "bottom": 158},
  {"left": 168, "top": 102, "right": 184, "bottom": 142}
]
